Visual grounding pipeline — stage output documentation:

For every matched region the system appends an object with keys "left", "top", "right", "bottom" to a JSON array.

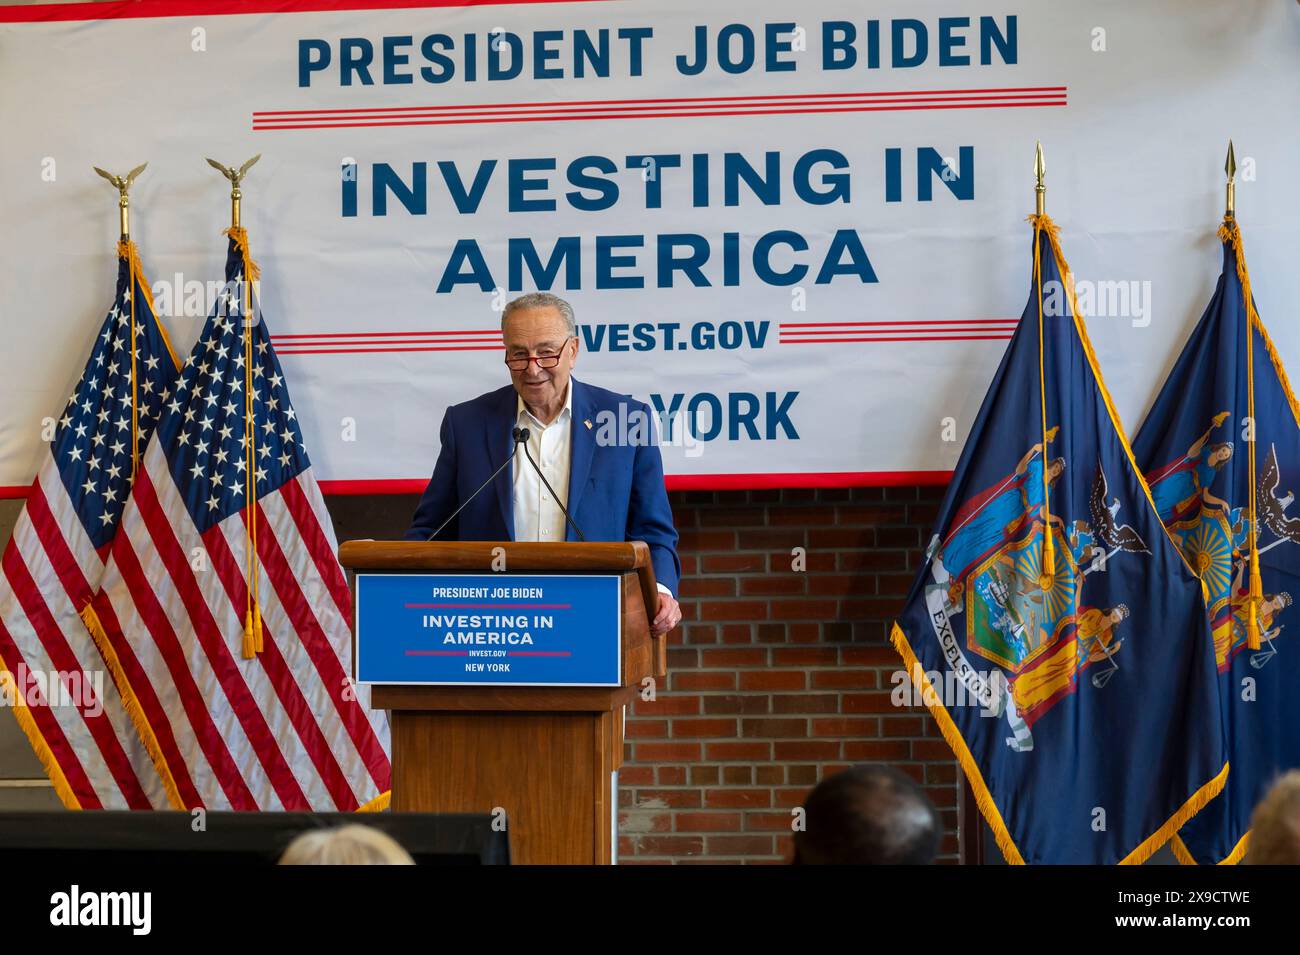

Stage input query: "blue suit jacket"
[{"left": 404, "top": 377, "right": 681, "bottom": 595}]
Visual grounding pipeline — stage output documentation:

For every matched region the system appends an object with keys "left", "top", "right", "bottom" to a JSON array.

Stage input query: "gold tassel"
[
  {"left": 254, "top": 612, "right": 265, "bottom": 654},
  {"left": 1247, "top": 559, "right": 1263, "bottom": 651},
  {"left": 242, "top": 611, "right": 257, "bottom": 660}
]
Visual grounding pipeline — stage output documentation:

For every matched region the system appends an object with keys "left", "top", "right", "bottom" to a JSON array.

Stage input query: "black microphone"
[
  {"left": 514, "top": 426, "right": 586, "bottom": 542},
  {"left": 425, "top": 428, "right": 525, "bottom": 542}
]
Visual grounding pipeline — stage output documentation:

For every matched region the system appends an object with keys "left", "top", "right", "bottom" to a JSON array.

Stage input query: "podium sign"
[{"left": 355, "top": 572, "right": 622, "bottom": 687}]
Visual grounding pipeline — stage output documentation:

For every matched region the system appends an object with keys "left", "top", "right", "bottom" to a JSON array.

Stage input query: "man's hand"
[{"left": 652, "top": 592, "right": 682, "bottom": 635}]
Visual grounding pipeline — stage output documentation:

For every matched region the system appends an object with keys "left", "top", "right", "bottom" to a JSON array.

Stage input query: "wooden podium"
[{"left": 338, "top": 540, "right": 665, "bottom": 865}]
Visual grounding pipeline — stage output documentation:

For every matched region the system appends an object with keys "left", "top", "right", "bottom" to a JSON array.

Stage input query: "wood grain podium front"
[{"left": 338, "top": 540, "right": 665, "bottom": 865}]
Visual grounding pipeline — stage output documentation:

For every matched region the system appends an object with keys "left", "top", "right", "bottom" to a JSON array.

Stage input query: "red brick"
[
  {"left": 703, "top": 694, "right": 770, "bottom": 715},
  {"left": 744, "top": 811, "right": 801, "bottom": 832},
  {"left": 737, "top": 529, "right": 805, "bottom": 549},
  {"left": 619, "top": 766, "right": 654, "bottom": 786},
  {"left": 677, "top": 529, "right": 737, "bottom": 550},
  {"left": 722, "top": 765, "right": 752, "bottom": 785},
  {"left": 840, "top": 646, "right": 900, "bottom": 665},
  {"left": 771, "top": 647, "right": 839, "bottom": 666},
  {"left": 741, "top": 718, "right": 808, "bottom": 738},
  {"left": 773, "top": 740, "right": 840, "bottom": 760},
  {"left": 703, "top": 788, "right": 772, "bottom": 809},
  {"left": 704, "top": 835, "right": 776, "bottom": 856},
  {"left": 739, "top": 576, "right": 807, "bottom": 596},
  {"left": 626, "top": 719, "right": 668, "bottom": 738},
  {"left": 768, "top": 507, "right": 837, "bottom": 526},
  {"left": 697, "top": 507, "right": 767, "bottom": 528},
  {"left": 635, "top": 742, "right": 701, "bottom": 762},
  {"left": 656, "top": 766, "right": 687, "bottom": 785},
  {"left": 769, "top": 599, "right": 839, "bottom": 620},
  {"left": 737, "top": 670, "right": 805, "bottom": 691},
  {"left": 773, "top": 787, "right": 808, "bottom": 808},
  {"left": 843, "top": 740, "right": 911, "bottom": 761},
  {"left": 811, "top": 717, "right": 877, "bottom": 736},
  {"left": 675, "top": 812, "right": 744, "bottom": 832},
  {"left": 810, "top": 669, "right": 877, "bottom": 689},
  {"left": 770, "top": 693, "right": 839, "bottom": 714},
  {"left": 704, "top": 741, "right": 771, "bottom": 761},
  {"left": 634, "top": 694, "right": 702, "bottom": 716},
  {"left": 699, "top": 600, "right": 771, "bottom": 622},
  {"left": 672, "top": 670, "right": 736, "bottom": 691},
  {"left": 672, "top": 718, "right": 738, "bottom": 738},
  {"left": 842, "top": 692, "right": 903, "bottom": 714},
  {"left": 680, "top": 577, "right": 738, "bottom": 598},
  {"left": 806, "top": 574, "right": 870, "bottom": 598},
  {"left": 700, "top": 648, "right": 767, "bottom": 667},
  {"left": 700, "top": 553, "right": 768, "bottom": 573}
]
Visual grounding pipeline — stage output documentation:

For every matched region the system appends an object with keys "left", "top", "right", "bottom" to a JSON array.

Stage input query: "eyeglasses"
[{"left": 504, "top": 339, "right": 573, "bottom": 371}]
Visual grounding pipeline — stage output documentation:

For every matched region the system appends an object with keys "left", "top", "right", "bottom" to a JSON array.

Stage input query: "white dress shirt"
[
  {"left": 512, "top": 384, "right": 673, "bottom": 598},
  {"left": 513, "top": 387, "right": 573, "bottom": 544}
]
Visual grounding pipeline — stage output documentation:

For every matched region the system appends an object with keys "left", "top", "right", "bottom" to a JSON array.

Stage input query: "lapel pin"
[{"left": 584, "top": 419, "right": 593, "bottom": 430}]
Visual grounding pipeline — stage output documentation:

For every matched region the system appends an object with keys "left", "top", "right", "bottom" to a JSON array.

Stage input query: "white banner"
[{"left": 2, "top": 0, "right": 1298, "bottom": 493}]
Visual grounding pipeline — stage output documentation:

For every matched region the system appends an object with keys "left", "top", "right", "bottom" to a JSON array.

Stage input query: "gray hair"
[{"left": 502, "top": 292, "right": 576, "bottom": 337}]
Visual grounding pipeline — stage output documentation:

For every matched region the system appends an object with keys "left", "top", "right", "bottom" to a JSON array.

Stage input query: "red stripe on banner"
[
  {"left": 274, "top": 334, "right": 501, "bottom": 342},
  {"left": 317, "top": 471, "right": 956, "bottom": 495},
  {"left": 246, "top": 499, "right": 391, "bottom": 792},
  {"left": 255, "top": 92, "right": 1067, "bottom": 124},
  {"left": 271, "top": 330, "right": 501, "bottom": 340},
  {"left": 276, "top": 345, "right": 501, "bottom": 355},
  {"left": 254, "top": 99, "right": 1066, "bottom": 130},
  {"left": 0, "top": 0, "right": 601, "bottom": 25},
  {"left": 207, "top": 517, "right": 360, "bottom": 809},
  {"left": 6, "top": 470, "right": 957, "bottom": 498},
  {"left": 0, "top": 607, "right": 100, "bottom": 808},
  {"left": 278, "top": 478, "right": 351, "bottom": 623},
  {"left": 130, "top": 470, "right": 300, "bottom": 809},
  {"left": 779, "top": 334, "right": 1014, "bottom": 343},
  {"left": 779, "top": 319, "right": 1019, "bottom": 328},
  {"left": 87, "top": 591, "right": 205, "bottom": 809},
  {"left": 254, "top": 86, "right": 1069, "bottom": 116},
  {"left": 18, "top": 487, "right": 155, "bottom": 809}
]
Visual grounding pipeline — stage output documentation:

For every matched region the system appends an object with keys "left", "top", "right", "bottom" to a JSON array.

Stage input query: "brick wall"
[
  {"left": 0, "top": 484, "right": 964, "bottom": 858},
  {"left": 618, "top": 484, "right": 959, "bottom": 865}
]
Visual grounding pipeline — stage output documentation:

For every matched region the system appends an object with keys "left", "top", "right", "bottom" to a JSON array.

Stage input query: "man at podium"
[{"left": 405, "top": 292, "right": 682, "bottom": 634}]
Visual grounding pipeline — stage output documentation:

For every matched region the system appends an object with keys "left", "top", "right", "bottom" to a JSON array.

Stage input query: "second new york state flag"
[
  {"left": 891, "top": 215, "right": 1226, "bottom": 864},
  {"left": 1132, "top": 217, "right": 1300, "bottom": 865}
]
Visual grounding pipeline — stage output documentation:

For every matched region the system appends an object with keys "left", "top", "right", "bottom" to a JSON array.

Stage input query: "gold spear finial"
[
  {"left": 92, "top": 163, "right": 147, "bottom": 240},
  {"left": 1225, "top": 140, "right": 1237, "bottom": 218},
  {"left": 204, "top": 154, "right": 261, "bottom": 229},
  {"left": 1034, "top": 141, "right": 1046, "bottom": 216}
]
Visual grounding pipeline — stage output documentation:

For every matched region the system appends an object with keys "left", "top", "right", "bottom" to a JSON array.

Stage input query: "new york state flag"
[
  {"left": 891, "top": 215, "right": 1226, "bottom": 864},
  {"left": 1132, "top": 217, "right": 1300, "bottom": 865}
]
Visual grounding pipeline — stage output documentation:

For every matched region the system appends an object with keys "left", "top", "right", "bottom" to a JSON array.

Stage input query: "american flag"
[
  {"left": 0, "top": 242, "right": 179, "bottom": 809},
  {"left": 89, "top": 229, "right": 391, "bottom": 810}
]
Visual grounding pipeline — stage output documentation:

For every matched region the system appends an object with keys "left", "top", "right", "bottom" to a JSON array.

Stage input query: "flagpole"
[
  {"left": 93, "top": 163, "right": 148, "bottom": 479},
  {"left": 206, "top": 155, "right": 265, "bottom": 658},
  {"left": 1224, "top": 140, "right": 1264, "bottom": 649},
  {"left": 1225, "top": 140, "right": 1236, "bottom": 220},
  {"left": 1033, "top": 141, "right": 1056, "bottom": 590}
]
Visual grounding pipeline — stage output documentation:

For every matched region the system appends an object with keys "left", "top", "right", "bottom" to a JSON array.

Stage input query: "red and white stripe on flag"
[
  {"left": 0, "top": 459, "right": 176, "bottom": 809},
  {"left": 91, "top": 446, "right": 391, "bottom": 811}
]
